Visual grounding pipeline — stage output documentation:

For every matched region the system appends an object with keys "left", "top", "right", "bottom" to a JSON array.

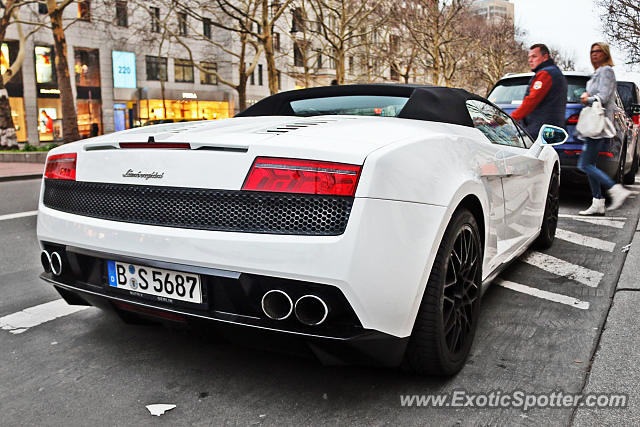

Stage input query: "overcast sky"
[{"left": 510, "top": 0, "right": 640, "bottom": 82}]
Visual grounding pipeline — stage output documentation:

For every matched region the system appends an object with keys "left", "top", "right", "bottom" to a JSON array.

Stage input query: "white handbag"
[{"left": 576, "top": 96, "right": 615, "bottom": 138}]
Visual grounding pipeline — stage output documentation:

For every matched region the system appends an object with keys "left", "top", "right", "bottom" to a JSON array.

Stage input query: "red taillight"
[
  {"left": 567, "top": 113, "right": 580, "bottom": 125},
  {"left": 44, "top": 153, "right": 77, "bottom": 180},
  {"left": 242, "top": 157, "right": 362, "bottom": 196},
  {"left": 633, "top": 115, "right": 639, "bottom": 125},
  {"left": 563, "top": 150, "right": 582, "bottom": 155},
  {"left": 598, "top": 152, "right": 614, "bottom": 158}
]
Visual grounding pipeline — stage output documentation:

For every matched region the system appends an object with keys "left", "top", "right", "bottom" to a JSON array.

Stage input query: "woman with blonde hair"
[{"left": 577, "top": 42, "right": 631, "bottom": 215}]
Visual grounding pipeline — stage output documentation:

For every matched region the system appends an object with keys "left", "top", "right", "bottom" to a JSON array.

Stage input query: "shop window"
[
  {"left": 35, "top": 46, "right": 55, "bottom": 84},
  {"left": 200, "top": 62, "right": 217, "bottom": 85},
  {"left": 146, "top": 55, "right": 167, "bottom": 81},
  {"left": 150, "top": 7, "right": 160, "bottom": 33},
  {"left": 178, "top": 12, "right": 187, "bottom": 36},
  {"left": 37, "top": 99, "right": 62, "bottom": 142},
  {"left": 78, "top": 1, "right": 91, "bottom": 21},
  {"left": 116, "top": 1, "right": 128, "bottom": 27},
  {"left": 74, "top": 48, "right": 100, "bottom": 87},
  {"left": 77, "top": 100, "right": 102, "bottom": 138},
  {"left": 203, "top": 18, "right": 211, "bottom": 39},
  {"left": 174, "top": 58, "right": 194, "bottom": 83}
]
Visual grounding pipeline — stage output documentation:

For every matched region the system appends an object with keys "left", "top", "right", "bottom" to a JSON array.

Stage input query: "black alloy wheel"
[
  {"left": 403, "top": 208, "right": 482, "bottom": 376},
  {"left": 534, "top": 169, "right": 560, "bottom": 249}
]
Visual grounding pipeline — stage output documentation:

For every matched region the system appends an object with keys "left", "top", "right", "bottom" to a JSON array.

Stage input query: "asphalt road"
[{"left": 1, "top": 177, "right": 638, "bottom": 426}]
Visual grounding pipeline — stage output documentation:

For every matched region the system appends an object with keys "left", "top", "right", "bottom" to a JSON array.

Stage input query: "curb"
[
  {"left": 0, "top": 174, "right": 43, "bottom": 182},
  {"left": 0, "top": 152, "right": 47, "bottom": 163}
]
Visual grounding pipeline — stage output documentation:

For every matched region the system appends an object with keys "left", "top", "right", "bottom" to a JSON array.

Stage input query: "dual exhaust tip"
[
  {"left": 261, "top": 290, "right": 329, "bottom": 326},
  {"left": 41, "top": 250, "right": 63, "bottom": 276}
]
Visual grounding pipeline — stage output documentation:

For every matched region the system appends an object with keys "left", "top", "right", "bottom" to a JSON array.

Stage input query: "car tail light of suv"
[
  {"left": 242, "top": 157, "right": 362, "bottom": 196},
  {"left": 45, "top": 153, "right": 77, "bottom": 180}
]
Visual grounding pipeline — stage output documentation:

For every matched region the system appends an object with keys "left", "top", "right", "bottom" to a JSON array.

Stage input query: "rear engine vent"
[{"left": 43, "top": 179, "right": 353, "bottom": 235}]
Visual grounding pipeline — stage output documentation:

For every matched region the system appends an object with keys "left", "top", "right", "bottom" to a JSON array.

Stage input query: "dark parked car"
[{"left": 489, "top": 72, "right": 638, "bottom": 185}]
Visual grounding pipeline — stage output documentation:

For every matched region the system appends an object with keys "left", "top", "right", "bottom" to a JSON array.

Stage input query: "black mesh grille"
[{"left": 43, "top": 179, "right": 353, "bottom": 235}]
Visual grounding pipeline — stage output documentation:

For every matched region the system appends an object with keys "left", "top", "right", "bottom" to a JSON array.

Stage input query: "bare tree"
[
  {"left": 45, "top": 0, "right": 80, "bottom": 142},
  {"left": 462, "top": 16, "right": 528, "bottom": 95},
  {"left": 599, "top": 0, "right": 640, "bottom": 63},
  {"left": 308, "top": 0, "right": 384, "bottom": 84},
  {"left": 400, "top": 0, "right": 474, "bottom": 87},
  {"left": 549, "top": 46, "right": 577, "bottom": 71}
]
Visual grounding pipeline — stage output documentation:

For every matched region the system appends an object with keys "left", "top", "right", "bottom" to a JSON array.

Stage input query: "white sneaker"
[
  {"left": 607, "top": 184, "right": 632, "bottom": 211},
  {"left": 579, "top": 198, "right": 606, "bottom": 216}
]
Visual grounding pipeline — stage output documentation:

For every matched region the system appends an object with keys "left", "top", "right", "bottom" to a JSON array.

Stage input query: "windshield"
[
  {"left": 289, "top": 95, "right": 409, "bottom": 117},
  {"left": 488, "top": 76, "right": 589, "bottom": 104}
]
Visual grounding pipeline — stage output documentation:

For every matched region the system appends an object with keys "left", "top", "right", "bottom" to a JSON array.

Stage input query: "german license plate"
[{"left": 107, "top": 261, "right": 202, "bottom": 304}]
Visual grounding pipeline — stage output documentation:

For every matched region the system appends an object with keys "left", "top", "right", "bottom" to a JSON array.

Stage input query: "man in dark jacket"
[{"left": 511, "top": 44, "right": 568, "bottom": 138}]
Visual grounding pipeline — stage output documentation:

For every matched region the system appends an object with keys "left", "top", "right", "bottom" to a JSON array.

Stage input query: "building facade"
[
  {"left": 470, "top": 0, "right": 514, "bottom": 23},
  {"left": 4, "top": 1, "right": 296, "bottom": 146}
]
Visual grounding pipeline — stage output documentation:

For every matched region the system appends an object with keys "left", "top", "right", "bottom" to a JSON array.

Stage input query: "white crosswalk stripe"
[
  {"left": 0, "top": 300, "right": 89, "bottom": 334},
  {"left": 0, "top": 210, "right": 37, "bottom": 221},
  {"left": 555, "top": 228, "right": 616, "bottom": 252},
  {"left": 520, "top": 251, "right": 603, "bottom": 288},
  {"left": 562, "top": 216, "right": 625, "bottom": 229},
  {"left": 496, "top": 279, "right": 590, "bottom": 310}
]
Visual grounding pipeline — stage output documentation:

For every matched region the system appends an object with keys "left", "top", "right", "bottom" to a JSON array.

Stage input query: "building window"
[
  {"left": 78, "top": 1, "right": 91, "bottom": 21},
  {"left": 273, "top": 32, "right": 280, "bottom": 51},
  {"left": 200, "top": 62, "right": 217, "bottom": 85},
  {"left": 38, "top": 2, "right": 48, "bottom": 14},
  {"left": 203, "top": 18, "right": 211, "bottom": 39},
  {"left": 291, "top": 8, "right": 304, "bottom": 32},
  {"left": 116, "top": 1, "right": 127, "bottom": 27},
  {"left": 293, "top": 42, "right": 303, "bottom": 67},
  {"left": 150, "top": 7, "right": 160, "bottom": 33},
  {"left": 249, "top": 64, "right": 255, "bottom": 85},
  {"left": 178, "top": 12, "right": 187, "bottom": 36},
  {"left": 74, "top": 48, "right": 100, "bottom": 87},
  {"left": 390, "top": 64, "right": 399, "bottom": 81},
  {"left": 277, "top": 70, "right": 281, "bottom": 90},
  {"left": 258, "top": 64, "right": 263, "bottom": 86},
  {"left": 316, "top": 49, "right": 322, "bottom": 69},
  {"left": 146, "top": 55, "right": 167, "bottom": 81},
  {"left": 174, "top": 58, "right": 194, "bottom": 82}
]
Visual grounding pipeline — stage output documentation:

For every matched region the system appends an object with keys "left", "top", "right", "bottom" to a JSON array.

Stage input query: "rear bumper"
[
  {"left": 37, "top": 196, "right": 448, "bottom": 338},
  {"left": 43, "top": 272, "right": 409, "bottom": 367},
  {"left": 555, "top": 144, "right": 618, "bottom": 183}
]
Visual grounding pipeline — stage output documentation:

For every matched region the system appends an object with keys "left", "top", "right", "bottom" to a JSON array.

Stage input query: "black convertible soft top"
[{"left": 236, "top": 84, "right": 489, "bottom": 128}]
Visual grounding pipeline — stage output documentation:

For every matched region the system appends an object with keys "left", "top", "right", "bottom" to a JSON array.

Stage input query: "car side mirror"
[{"left": 538, "top": 125, "right": 568, "bottom": 145}]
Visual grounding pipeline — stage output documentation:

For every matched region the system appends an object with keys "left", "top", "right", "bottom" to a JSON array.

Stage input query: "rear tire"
[
  {"left": 534, "top": 169, "right": 560, "bottom": 249},
  {"left": 403, "top": 208, "right": 482, "bottom": 376}
]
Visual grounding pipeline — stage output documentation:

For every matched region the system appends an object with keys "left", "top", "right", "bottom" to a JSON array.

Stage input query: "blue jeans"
[{"left": 577, "top": 138, "right": 615, "bottom": 199}]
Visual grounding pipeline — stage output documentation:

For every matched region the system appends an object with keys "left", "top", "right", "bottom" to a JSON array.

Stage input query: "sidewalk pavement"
[
  {"left": 0, "top": 162, "right": 44, "bottom": 182},
  {"left": 572, "top": 210, "right": 640, "bottom": 425}
]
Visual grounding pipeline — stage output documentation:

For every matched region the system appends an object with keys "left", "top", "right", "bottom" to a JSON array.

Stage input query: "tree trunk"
[
  {"left": 49, "top": 3, "right": 80, "bottom": 142},
  {"left": 237, "top": 58, "right": 247, "bottom": 112},
  {"left": 0, "top": 0, "right": 18, "bottom": 148}
]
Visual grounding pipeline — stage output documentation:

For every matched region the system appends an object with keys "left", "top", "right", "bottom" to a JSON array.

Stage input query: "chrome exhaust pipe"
[
  {"left": 40, "top": 250, "right": 52, "bottom": 273},
  {"left": 261, "top": 290, "right": 293, "bottom": 320},
  {"left": 50, "top": 251, "right": 63, "bottom": 276},
  {"left": 294, "top": 295, "right": 329, "bottom": 326}
]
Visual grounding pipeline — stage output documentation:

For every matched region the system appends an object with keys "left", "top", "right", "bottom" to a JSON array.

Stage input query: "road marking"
[
  {"left": 562, "top": 216, "right": 625, "bottom": 229},
  {"left": 0, "top": 299, "right": 89, "bottom": 334},
  {"left": 559, "top": 214, "right": 626, "bottom": 221},
  {"left": 520, "top": 251, "right": 603, "bottom": 288},
  {"left": 555, "top": 228, "right": 616, "bottom": 252},
  {"left": 0, "top": 210, "right": 37, "bottom": 221},
  {"left": 496, "top": 279, "right": 590, "bottom": 310}
]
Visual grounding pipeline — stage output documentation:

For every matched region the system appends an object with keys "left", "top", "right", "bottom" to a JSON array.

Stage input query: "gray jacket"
[{"left": 577, "top": 65, "right": 617, "bottom": 140}]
